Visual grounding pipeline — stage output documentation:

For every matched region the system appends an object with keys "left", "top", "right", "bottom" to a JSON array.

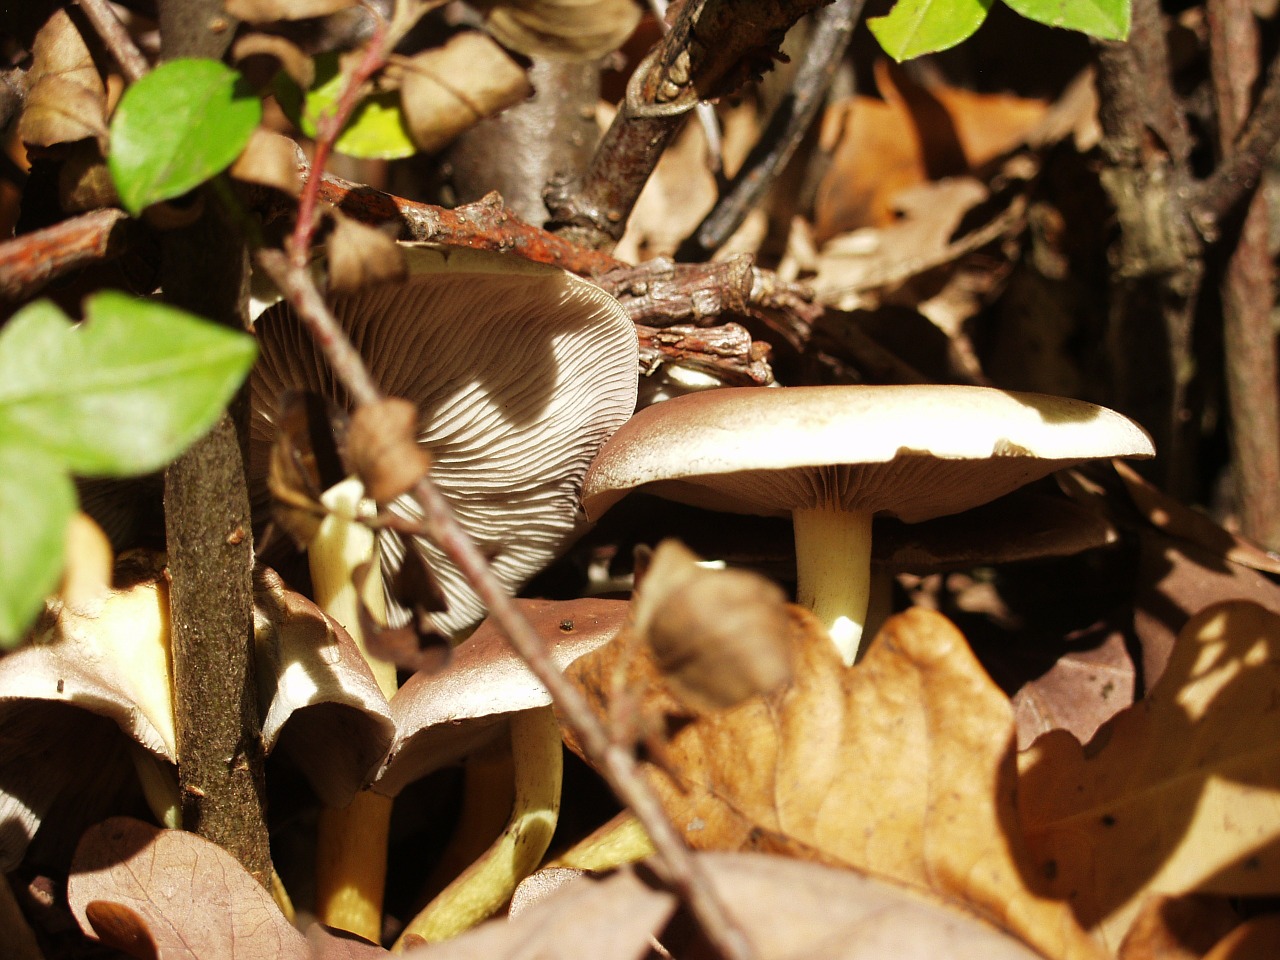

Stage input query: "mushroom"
[
  {"left": 582, "top": 385, "right": 1155, "bottom": 664},
  {"left": 249, "top": 244, "right": 639, "bottom": 637}
]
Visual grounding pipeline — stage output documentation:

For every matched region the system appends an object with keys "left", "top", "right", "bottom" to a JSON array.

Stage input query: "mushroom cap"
[
  {"left": 582, "top": 385, "right": 1154, "bottom": 524},
  {"left": 374, "top": 597, "right": 628, "bottom": 796},
  {"left": 250, "top": 245, "right": 638, "bottom": 636}
]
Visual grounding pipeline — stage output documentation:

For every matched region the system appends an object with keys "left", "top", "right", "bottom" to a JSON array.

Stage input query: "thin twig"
[
  {"left": 77, "top": 0, "right": 149, "bottom": 83},
  {"left": 1206, "top": 0, "right": 1280, "bottom": 550},
  {"left": 545, "top": 0, "right": 831, "bottom": 251},
  {"left": 1192, "top": 49, "right": 1280, "bottom": 242},
  {"left": 291, "top": 18, "right": 390, "bottom": 265},
  {"left": 683, "top": 0, "right": 863, "bottom": 260},
  {"left": 0, "top": 208, "right": 133, "bottom": 301}
]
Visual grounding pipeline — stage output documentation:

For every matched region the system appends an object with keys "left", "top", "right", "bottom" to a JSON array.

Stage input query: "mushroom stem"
[
  {"left": 793, "top": 505, "right": 874, "bottom": 666},
  {"left": 310, "top": 477, "right": 396, "bottom": 940},
  {"left": 394, "top": 706, "right": 562, "bottom": 947}
]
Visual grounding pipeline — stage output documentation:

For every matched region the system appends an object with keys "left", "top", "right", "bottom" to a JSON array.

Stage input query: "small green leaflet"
[
  {"left": 109, "top": 58, "right": 262, "bottom": 214},
  {"left": 0, "top": 294, "right": 256, "bottom": 646},
  {"left": 0, "top": 294, "right": 257, "bottom": 475},
  {"left": 276, "top": 52, "right": 416, "bottom": 160},
  {"left": 0, "top": 447, "right": 75, "bottom": 645},
  {"left": 868, "top": 0, "right": 995, "bottom": 62},
  {"left": 1003, "top": 0, "right": 1130, "bottom": 40}
]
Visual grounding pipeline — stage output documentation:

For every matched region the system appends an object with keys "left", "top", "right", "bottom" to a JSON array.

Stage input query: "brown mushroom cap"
[
  {"left": 582, "top": 385, "right": 1155, "bottom": 523},
  {"left": 250, "top": 245, "right": 638, "bottom": 637},
  {"left": 374, "top": 597, "right": 628, "bottom": 796}
]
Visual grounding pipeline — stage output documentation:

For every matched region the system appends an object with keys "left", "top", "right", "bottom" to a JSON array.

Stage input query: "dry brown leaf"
[
  {"left": 346, "top": 397, "right": 431, "bottom": 503},
  {"left": 814, "top": 60, "right": 1048, "bottom": 240},
  {"left": 1012, "top": 629, "right": 1135, "bottom": 750},
  {"left": 479, "top": 0, "right": 642, "bottom": 60},
  {"left": 230, "top": 128, "right": 305, "bottom": 196},
  {"left": 326, "top": 209, "right": 407, "bottom": 294},
  {"left": 1115, "top": 459, "right": 1280, "bottom": 575},
  {"left": 18, "top": 10, "right": 109, "bottom": 149},
  {"left": 1020, "top": 600, "right": 1280, "bottom": 949},
  {"left": 225, "top": 0, "right": 356, "bottom": 21},
  {"left": 233, "top": 32, "right": 316, "bottom": 89},
  {"left": 396, "top": 33, "right": 531, "bottom": 153},
  {"left": 69, "top": 817, "right": 310, "bottom": 959},
  {"left": 1202, "top": 914, "right": 1280, "bottom": 960},
  {"left": 1116, "top": 894, "right": 1239, "bottom": 960},
  {"left": 412, "top": 853, "right": 1047, "bottom": 960},
  {"left": 566, "top": 606, "right": 1105, "bottom": 960}
]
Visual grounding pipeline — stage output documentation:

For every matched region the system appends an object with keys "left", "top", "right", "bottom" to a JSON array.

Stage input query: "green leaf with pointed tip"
[
  {"left": 109, "top": 58, "right": 262, "bottom": 214},
  {"left": 0, "top": 446, "right": 75, "bottom": 646},
  {"left": 867, "top": 0, "right": 995, "bottom": 61},
  {"left": 276, "top": 51, "right": 416, "bottom": 160},
  {"left": 1003, "top": 0, "right": 1129, "bottom": 40},
  {"left": 0, "top": 294, "right": 256, "bottom": 476}
]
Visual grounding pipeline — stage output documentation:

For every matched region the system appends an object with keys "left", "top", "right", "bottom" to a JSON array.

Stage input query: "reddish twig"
[
  {"left": 77, "top": 0, "right": 149, "bottom": 82},
  {"left": 291, "top": 18, "right": 390, "bottom": 265},
  {"left": 637, "top": 321, "right": 774, "bottom": 385},
  {"left": 0, "top": 208, "right": 133, "bottom": 302}
]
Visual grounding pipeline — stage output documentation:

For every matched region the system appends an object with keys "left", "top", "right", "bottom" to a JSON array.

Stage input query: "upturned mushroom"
[
  {"left": 249, "top": 243, "right": 639, "bottom": 637},
  {"left": 582, "top": 385, "right": 1155, "bottom": 665}
]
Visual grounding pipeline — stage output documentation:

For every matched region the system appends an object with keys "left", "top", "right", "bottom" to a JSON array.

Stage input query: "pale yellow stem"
[
  {"left": 394, "top": 706, "right": 562, "bottom": 948},
  {"left": 310, "top": 477, "right": 396, "bottom": 940},
  {"left": 793, "top": 506, "right": 874, "bottom": 666},
  {"left": 549, "top": 812, "right": 654, "bottom": 871}
]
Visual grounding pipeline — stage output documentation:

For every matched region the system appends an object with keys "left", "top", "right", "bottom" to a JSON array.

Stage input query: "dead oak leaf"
[
  {"left": 18, "top": 10, "right": 109, "bottom": 150},
  {"left": 566, "top": 606, "right": 1104, "bottom": 960},
  {"left": 1019, "top": 600, "right": 1280, "bottom": 950}
]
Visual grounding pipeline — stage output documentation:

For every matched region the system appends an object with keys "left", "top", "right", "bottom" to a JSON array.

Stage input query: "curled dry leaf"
[
  {"left": 326, "top": 210, "right": 408, "bottom": 295},
  {"left": 396, "top": 32, "right": 532, "bottom": 153},
  {"left": 1202, "top": 914, "right": 1280, "bottom": 960},
  {"left": 567, "top": 605, "right": 1105, "bottom": 960},
  {"left": 69, "top": 817, "right": 310, "bottom": 960},
  {"left": 232, "top": 32, "right": 316, "bottom": 89},
  {"left": 478, "top": 0, "right": 642, "bottom": 61},
  {"left": 1020, "top": 600, "right": 1280, "bottom": 949},
  {"left": 346, "top": 397, "right": 431, "bottom": 504},
  {"left": 1116, "top": 894, "right": 1239, "bottom": 960},
  {"left": 633, "top": 539, "right": 791, "bottom": 712},
  {"left": 411, "top": 853, "right": 1046, "bottom": 960},
  {"left": 267, "top": 391, "right": 347, "bottom": 549},
  {"left": 225, "top": 0, "right": 356, "bottom": 22},
  {"left": 230, "top": 128, "right": 305, "bottom": 196},
  {"left": 17, "top": 10, "right": 109, "bottom": 149}
]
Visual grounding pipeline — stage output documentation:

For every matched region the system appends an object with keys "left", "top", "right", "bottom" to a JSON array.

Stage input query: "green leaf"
[
  {"left": 277, "top": 52, "right": 416, "bottom": 160},
  {"left": 109, "top": 58, "right": 262, "bottom": 214},
  {"left": 1003, "top": 0, "right": 1130, "bottom": 40},
  {"left": 0, "top": 446, "right": 75, "bottom": 647},
  {"left": 0, "top": 294, "right": 257, "bottom": 476},
  {"left": 867, "top": 0, "right": 995, "bottom": 61}
]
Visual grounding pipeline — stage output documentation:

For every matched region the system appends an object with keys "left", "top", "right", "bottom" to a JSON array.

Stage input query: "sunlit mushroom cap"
[
  {"left": 374, "top": 597, "right": 628, "bottom": 797},
  {"left": 582, "top": 385, "right": 1155, "bottom": 522},
  {"left": 250, "top": 245, "right": 638, "bottom": 636},
  {"left": 0, "top": 560, "right": 174, "bottom": 870}
]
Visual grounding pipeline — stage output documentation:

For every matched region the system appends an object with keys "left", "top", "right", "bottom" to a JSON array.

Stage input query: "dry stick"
[
  {"left": 545, "top": 0, "right": 832, "bottom": 252},
  {"left": 1192, "top": 50, "right": 1280, "bottom": 242},
  {"left": 1092, "top": 0, "right": 1204, "bottom": 499},
  {"left": 76, "top": 0, "right": 149, "bottom": 82},
  {"left": 0, "top": 208, "right": 132, "bottom": 301},
  {"left": 1207, "top": 0, "right": 1280, "bottom": 551},
  {"left": 253, "top": 249, "right": 758, "bottom": 960},
  {"left": 683, "top": 0, "right": 863, "bottom": 260}
]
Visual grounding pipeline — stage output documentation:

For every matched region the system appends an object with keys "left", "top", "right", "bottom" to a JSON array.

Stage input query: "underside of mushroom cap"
[
  {"left": 582, "top": 385, "right": 1155, "bottom": 524},
  {"left": 251, "top": 245, "right": 639, "bottom": 637}
]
